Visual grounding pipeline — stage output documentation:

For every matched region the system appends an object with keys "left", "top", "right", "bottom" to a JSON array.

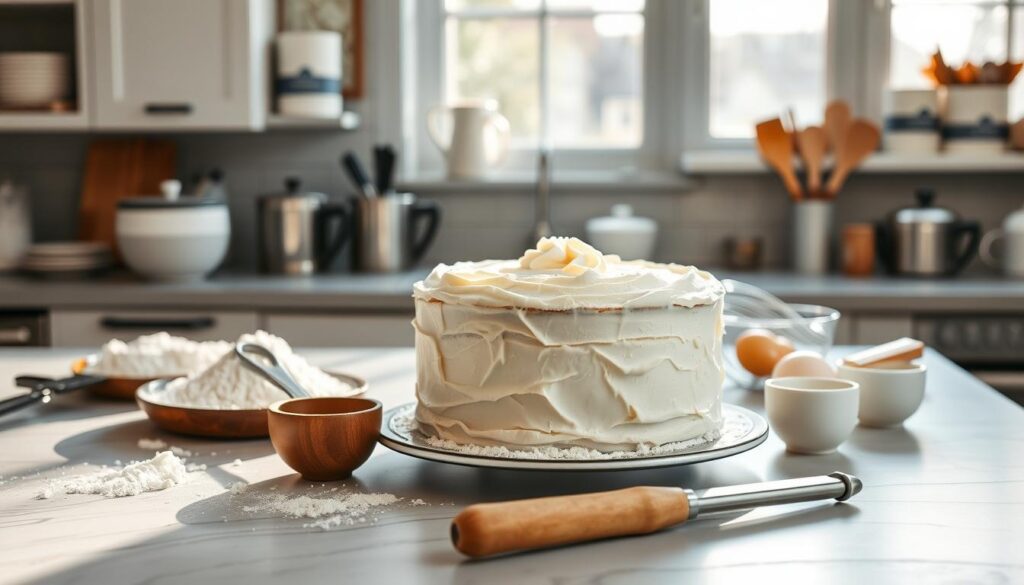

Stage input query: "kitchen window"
[
  {"left": 404, "top": 0, "right": 1024, "bottom": 178},
  {"left": 889, "top": 0, "right": 1024, "bottom": 119},
  {"left": 444, "top": 0, "right": 645, "bottom": 149},
  {"left": 707, "top": 0, "right": 830, "bottom": 140},
  {"left": 409, "top": 0, "right": 655, "bottom": 176}
]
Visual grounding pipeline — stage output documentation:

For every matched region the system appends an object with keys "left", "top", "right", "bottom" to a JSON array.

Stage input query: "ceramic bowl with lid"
[
  {"left": 116, "top": 180, "right": 230, "bottom": 281},
  {"left": 585, "top": 204, "right": 657, "bottom": 260}
]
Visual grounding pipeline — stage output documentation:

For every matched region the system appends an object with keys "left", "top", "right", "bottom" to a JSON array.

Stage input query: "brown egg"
[{"left": 735, "top": 329, "right": 795, "bottom": 377}]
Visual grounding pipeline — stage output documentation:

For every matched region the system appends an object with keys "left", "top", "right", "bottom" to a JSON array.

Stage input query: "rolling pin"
[{"left": 451, "top": 472, "right": 862, "bottom": 558}]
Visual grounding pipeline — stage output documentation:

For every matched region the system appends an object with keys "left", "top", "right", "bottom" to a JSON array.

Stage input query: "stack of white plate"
[
  {"left": 0, "top": 52, "right": 70, "bottom": 109},
  {"left": 21, "top": 242, "right": 113, "bottom": 278}
]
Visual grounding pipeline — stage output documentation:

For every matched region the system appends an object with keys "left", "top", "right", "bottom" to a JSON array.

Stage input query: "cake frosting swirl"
[
  {"left": 413, "top": 237, "right": 723, "bottom": 311},
  {"left": 413, "top": 237, "right": 725, "bottom": 450}
]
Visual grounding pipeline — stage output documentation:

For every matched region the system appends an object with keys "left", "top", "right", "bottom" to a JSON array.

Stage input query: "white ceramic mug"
[
  {"left": 837, "top": 362, "right": 927, "bottom": 428},
  {"left": 980, "top": 228, "right": 1024, "bottom": 278},
  {"left": 765, "top": 377, "right": 860, "bottom": 455},
  {"left": 427, "top": 101, "right": 510, "bottom": 179}
]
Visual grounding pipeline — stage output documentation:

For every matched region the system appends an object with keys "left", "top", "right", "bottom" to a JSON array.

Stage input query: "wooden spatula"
[
  {"left": 824, "top": 100, "right": 851, "bottom": 157},
  {"left": 795, "top": 126, "right": 827, "bottom": 196},
  {"left": 756, "top": 118, "right": 802, "bottom": 201},
  {"left": 825, "top": 119, "right": 880, "bottom": 198}
]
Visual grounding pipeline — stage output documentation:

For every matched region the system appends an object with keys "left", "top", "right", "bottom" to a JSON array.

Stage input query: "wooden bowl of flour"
[
  {"left": 135, "top": 372, "right": 368, "bottom": 439},
  {"left": 71, "top": 354, "right": 174, "bottom": 401}
]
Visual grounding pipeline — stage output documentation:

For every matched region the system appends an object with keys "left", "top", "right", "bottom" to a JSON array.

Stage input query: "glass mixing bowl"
[{"left": 723, "top": 303, "right": 841, "bottom": 390}]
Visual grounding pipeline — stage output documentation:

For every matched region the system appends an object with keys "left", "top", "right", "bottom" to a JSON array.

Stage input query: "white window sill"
[
  {"left": 680, "top": 150, "right": 1024, "bottom": 175},
  {"left": 397, "top": 169, "right": 693, "bottom": 194}
]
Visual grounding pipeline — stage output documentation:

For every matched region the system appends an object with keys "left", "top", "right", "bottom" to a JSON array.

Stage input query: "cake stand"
[{"left": 378, "top": 403, "right": 768, "bottom": 471}]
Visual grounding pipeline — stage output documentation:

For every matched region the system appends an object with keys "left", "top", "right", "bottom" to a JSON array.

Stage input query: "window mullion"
[{"left": 539, "top": 0, "right": 550, "bottom": 150}]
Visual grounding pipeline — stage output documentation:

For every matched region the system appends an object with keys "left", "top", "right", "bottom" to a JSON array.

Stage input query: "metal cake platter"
[{"left": 378, "top": 403, "right": 768, "bottom": 471}]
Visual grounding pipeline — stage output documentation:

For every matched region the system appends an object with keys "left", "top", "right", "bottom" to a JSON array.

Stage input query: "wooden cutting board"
[{"left": 77, "top": 139, "right": 177, "bottom": 253}]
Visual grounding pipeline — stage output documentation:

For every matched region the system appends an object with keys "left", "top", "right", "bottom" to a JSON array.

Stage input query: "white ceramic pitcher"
[
  {"left": 980, "top": 205, "right": 1024, "bottom": 278},
  {"left": 427, "top": 101, "right": 510, "bottom": 179}
]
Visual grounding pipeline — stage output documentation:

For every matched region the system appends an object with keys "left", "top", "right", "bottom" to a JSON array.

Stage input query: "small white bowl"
[
  {"left": 765, "top": 377, "right": 860, "bottom": 455},
  {"left": 837, "top": 361, "right": 927, "bottom": 428}
]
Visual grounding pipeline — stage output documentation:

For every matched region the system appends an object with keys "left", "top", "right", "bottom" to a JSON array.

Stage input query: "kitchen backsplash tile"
[{"left": 1, "top": 131, "right": 1022, "bottom": 272}]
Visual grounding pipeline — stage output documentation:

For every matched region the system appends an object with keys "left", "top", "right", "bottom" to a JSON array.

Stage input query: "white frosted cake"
[{"left": 412, "top": 237, "right": 725, "bottom": 451}]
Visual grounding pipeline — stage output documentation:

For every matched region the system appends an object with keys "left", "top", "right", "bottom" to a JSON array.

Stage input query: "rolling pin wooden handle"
[{"left": 451, "top": 486, "right": 690, "bottom": 558}]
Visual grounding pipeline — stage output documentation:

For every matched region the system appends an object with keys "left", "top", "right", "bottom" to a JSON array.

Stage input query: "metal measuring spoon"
[{"left": 235, "top": 342, "right": 311, "bottom": 399}]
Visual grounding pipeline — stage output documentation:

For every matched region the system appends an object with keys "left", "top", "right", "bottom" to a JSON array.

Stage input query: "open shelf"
[
  {"left": 680, "top": 150, "right": 1024, "bottom": 175},
  {"left": 266, "top": 111, "right": 361, "bottom": 131}
]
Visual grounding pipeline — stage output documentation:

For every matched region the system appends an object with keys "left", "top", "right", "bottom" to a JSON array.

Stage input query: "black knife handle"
[{"left": 0, "top": 388, "right": 49, "bottom": 416}]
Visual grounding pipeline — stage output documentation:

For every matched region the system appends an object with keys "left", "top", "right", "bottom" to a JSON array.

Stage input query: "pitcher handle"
[
  {"left": 485, "top": 111, "right": 511, "bottom": 166},
  {"left": 427, "top": 106, "right": 451, "bottom": 157},
  {"left": 316, "top": 201, "right": 351, "bottom": 271},
  {"left": 979, "top": 228, "right": 1004, "bottom": 269},
  {"left": 950, "top": 220, "right": 981, "bottom": 275},
  {"left": 409, "top": 199, "right": 442, "bottom": 266}
]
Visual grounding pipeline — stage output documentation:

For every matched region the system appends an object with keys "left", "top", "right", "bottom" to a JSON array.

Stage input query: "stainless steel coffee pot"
[
  {"left": 351, "top": 193, "right": 441, "bottom": 273},
  {"left": 877, "top": 188, "right": 980, "bottom": 276},
  {"left": 258, "top": 178, "right": 350, "bottom": 275}
]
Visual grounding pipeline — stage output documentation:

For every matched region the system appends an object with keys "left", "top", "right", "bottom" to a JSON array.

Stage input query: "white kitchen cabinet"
[
  {"left": 264, "top": 314, "right": 415, "bottom": 347},
  {"left": 50, "top": 309, "right": 258, "bottom": 347},
  {"left": 89, "top": 0, "right": 272, "bottom": 131}
]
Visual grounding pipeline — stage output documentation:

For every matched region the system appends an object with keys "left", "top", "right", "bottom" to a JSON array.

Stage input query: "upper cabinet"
[{"left": 90, "top": 0, "right": 272, "bottom": 131}]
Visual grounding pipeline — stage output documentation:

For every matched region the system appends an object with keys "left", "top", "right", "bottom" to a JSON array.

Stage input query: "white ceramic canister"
[
  {"left": 585, "top": 204, "right": 657, "bottom": 260},
  {"left": 276, "top": 31, "right": 343, "bottom": 118},
  {"left": 980, "top": 203, "right": 1024, "bottom": 278},
  {"left": 884, "top": 89, "right": 940, "bottom": 154},
  {"left": 940, "top": 85, "right": 1009, "bottom": 155}
]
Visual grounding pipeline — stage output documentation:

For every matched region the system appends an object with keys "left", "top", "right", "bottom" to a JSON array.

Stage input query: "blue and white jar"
[
  {"left": 940, "top": 85, "right": 1009, "bottom": 155},
  {"left": 884, "top": 89, "right": 940, "bottom": 154},
  {"left": 276, "top": 31, "right": 343, "bottom": 118}
]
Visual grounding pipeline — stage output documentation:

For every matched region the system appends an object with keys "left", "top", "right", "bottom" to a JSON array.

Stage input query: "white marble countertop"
[{"left": 0, "top": 347, "right": 1022, "bottom": 584}]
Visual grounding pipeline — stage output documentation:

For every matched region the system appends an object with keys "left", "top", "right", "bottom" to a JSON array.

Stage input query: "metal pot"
[
  {"left": 351, "top": 193, "right": 441, "bottom": 273},
  {"left": 876, "top": 188, "right": 980, "bottom": 276},
  {"left": 258, "top": 178, "right": 350, "bottom": 275}
]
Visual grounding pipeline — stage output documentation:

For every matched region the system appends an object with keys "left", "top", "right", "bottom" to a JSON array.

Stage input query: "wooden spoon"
[
  {"left": 796, "top": 126, "right": 827, "bottom": 196},
  {"left": 755, "top": 118, "right": 802, "bottom": 201},
  {"left": 824, "top": 100, "right": 851, "bottom": 158},
  {"left": 825, "top": 119, "right": 880, "bottom": 198}
]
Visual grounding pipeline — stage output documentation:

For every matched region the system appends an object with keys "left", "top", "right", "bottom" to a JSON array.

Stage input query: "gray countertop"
[
  {"left": 1, "top": 270, "right": 1024, "bottom": 313},
  {"left": 1, "top": 347, "right": 1021, "bottom": 584}
]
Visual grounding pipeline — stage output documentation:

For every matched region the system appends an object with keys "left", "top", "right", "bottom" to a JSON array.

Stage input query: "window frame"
[{"left": 409, "top": 0, "right": 671, "bottom": 177}]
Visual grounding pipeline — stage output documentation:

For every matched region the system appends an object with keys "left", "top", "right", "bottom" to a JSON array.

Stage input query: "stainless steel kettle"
[
  {"left": 876, "top": 188, "right": 980, "bottom": 276},
  {"left": 258, "top": 178, "right": 350, "bottom": 275}
]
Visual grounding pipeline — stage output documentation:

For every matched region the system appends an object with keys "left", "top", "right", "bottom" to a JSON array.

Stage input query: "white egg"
[{"left": 771, "top": 350, "right": 837, "bottom": 379}]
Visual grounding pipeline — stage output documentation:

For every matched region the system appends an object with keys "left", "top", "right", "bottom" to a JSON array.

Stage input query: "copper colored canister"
[{"left": 842, "top": 224, "right": 875, "bottom": 276}]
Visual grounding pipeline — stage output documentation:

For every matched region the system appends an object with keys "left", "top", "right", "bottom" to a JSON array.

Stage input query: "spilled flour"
[
  {"left": 239, "top": 490, "right": 401, "bottom": 530},
  {"left": 136, "top": 438, "right": 168, "bottom": 450},
  {"left": 38, "top": 451, "right": 190, "bottom": 498}
]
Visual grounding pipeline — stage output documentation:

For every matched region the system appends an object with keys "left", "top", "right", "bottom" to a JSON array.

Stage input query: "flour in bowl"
[
  {"left": 156, "top": 330, "right": 359, "bottom": 409},
  {"left": 87, "top": 332, "right": 231, "bottom": 378}
]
